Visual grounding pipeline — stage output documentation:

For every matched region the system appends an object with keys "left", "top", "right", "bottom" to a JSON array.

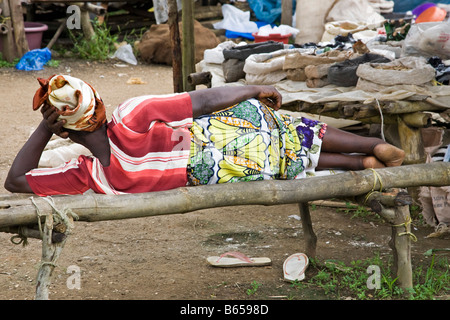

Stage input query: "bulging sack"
[
  {"left": 243, "top": 49, "right": 291, "bottom": 85},
  {"left": 328, "top": 53, "right": 391, "bottom": 87},
  {"left": 356, "top": 56, "right": 436, "bottom": 86}
]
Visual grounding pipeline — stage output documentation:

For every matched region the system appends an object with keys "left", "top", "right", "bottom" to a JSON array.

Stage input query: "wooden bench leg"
[
  {"left": 298, "top": 202, "right": 317, "bottom": 258},
  {"left": 366, "top": 189, "right": 413, "bottom": 289}
]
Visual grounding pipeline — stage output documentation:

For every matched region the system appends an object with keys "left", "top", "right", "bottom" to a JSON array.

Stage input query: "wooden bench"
[{"left": 1, "top": 162, "right": 449, "bottom": 299}]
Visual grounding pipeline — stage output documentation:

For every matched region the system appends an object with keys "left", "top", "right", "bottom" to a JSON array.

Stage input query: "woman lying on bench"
[{"left": 4, "top": 74, "right": 405, "bottom": 196}]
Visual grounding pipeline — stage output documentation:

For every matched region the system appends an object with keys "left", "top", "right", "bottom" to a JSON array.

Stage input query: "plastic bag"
[
  {"left": 213, "top": 4, "right": 258, "bottom": 33},
  {"left": 402, "top": 22, "right": 450, "bottom": 59},
  {"left": 15, "top": 48, "right": 51, "bottom": 71},
  {"left": 152, "top": 0, "right": 182, "bottom": 24},
  {"left": 247, "top": 0, "right": 287, "bottom": 24},
  {"left": 111, "top": 44, "right": 137, "bottom": 65}
]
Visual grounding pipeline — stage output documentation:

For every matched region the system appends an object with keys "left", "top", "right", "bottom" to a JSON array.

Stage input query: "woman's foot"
[
  {"left": 373, "top": 143, "right": 405, "bottom": 167},
  {"left": 362, "top": 156, "right": 386, "bottom": 169}
]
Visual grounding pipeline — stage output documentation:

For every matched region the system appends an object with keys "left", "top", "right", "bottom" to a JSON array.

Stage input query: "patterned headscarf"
[{"left": 32, "top": 74, "right": 106, "bottom": 131}]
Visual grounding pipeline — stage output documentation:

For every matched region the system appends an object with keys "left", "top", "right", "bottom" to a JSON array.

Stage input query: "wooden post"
[
  {"left": 298, "top": 202, "right": 317, "bottom": 258},
  {"left": 281, "top": 0, "right": 293, "bottom": 26},
  {"left": 73, "top": 2, "right": 94, "bottom": 39},
  {"left": 397, "top": 115, "right": 426, "bottom": 165},
  {"left": 182, "top": 0, "right": 195, "bottom": 92},
  {"left": 366, "top": 190, "right": 413, "bottom": 289},
  {"left": 33, "top": 198, "right": 75, "bottom": 300},
  {"left": 397, "top": 115, "right": 426, "bottom": 205},
  {"left": 9, "top": 0, "right": 28, "bottom": 56},
  {"left": 389, "top": 205, "right": 413, "bottom": 290},
  {"left": 46, "top": 19, "right": 65, "bottom": 50},
  {"left": 168, "top": 0, "right": 183, "bottom": 93},
  {"left": 0, "top": 0, "right": 16, "bottom": 61}
]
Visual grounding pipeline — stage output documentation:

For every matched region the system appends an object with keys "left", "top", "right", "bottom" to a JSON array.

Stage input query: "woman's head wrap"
[{"left": 33, "top": 74, "right": 106, "bottom": 132}]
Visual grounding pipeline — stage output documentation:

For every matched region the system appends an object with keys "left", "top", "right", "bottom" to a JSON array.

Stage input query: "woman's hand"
[
  {"left": 255, "top": 86, "right": 282, "bottom": 111},
  {"left": 41, "top": 102, "right": 69, "bottom": 139}
]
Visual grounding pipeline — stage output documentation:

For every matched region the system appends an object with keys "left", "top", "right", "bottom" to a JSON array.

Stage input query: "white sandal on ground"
[{"left": 283, "top": 253, "right": 309, "bottom": 282}]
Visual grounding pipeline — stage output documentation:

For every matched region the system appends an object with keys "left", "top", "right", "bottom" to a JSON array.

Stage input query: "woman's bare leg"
[
  {"left": 318, "top": 153, "right": 385, "bottom": 170},
  {"left": 318, "top": 126, "right": 405, "bottom": 169}
]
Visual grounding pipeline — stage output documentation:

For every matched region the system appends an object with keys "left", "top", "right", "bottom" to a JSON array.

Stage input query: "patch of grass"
[
  {"left": 0, "top": 53, "right": 19, "bottom": 68},
  {"left": 337, "top": 201, "right": 382, "bottom": 222},
  {"left": 290, "top": 253, "right": 449, "bottom": 300},
  {"left": 246, "top": 280, "right": 262, "bottom": 296},
  {"left": 69, "top": 20, "right": 119, "bottom": 60}
]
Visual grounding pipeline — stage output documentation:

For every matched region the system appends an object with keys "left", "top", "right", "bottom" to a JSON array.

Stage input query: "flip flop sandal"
[
  {"left": 283, "top": 253, "right": 309, "bottom": 282},
  {"left": 206, "top": 251, "right": 272, "bottom": 268}
]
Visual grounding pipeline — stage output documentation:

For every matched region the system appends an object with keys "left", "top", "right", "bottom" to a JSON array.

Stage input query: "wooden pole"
[
  {"left": 397, "top": 115, "right": 426, "bottom": 165},
  {"left": 281, "top": 0, "right": 293, "bottom": 26},
  {"left": 168, "top": 0, "right": 182, "bottom": 93},
  {"left": 182, "top": 0, "right": 195, "bottom": 92},
  {"left": 0, "top": 0, "right": 16, "bottom": 61},
  {"left": 366, "top": 190, "right": 413, "bottom": 289},
  {"left": 72, "top": 2, "right": 94, "bottom": 39},
  {"left": 298, "top": 202, "right": 317, "bottom": 258},
  {"left": 0, "top": 163, "right": 449, "bottom": 229},
  {"left": 46, "top": 19, "right": 65, "bottom": 50},
  {"left": 9, "top": 0, "right": 29, "bottom": 56},
  {"left": 35, "top": 210, "right": 74, "bottom": 300}
]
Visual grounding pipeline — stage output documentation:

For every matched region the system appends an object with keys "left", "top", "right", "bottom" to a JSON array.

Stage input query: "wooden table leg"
[{"left": 298, "top": 202, "right": 317, "bottom": 258}]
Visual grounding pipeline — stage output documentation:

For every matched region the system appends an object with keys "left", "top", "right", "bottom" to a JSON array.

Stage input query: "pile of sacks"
[
  {"left": 283, "top": 50, "right": 356, "bottom": 87},
  {"left": 202, "top": 18, "right": 448, "bottom": 90}
]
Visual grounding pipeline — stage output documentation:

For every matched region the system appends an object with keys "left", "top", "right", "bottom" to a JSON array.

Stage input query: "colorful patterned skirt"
[{"left": 187, "top": 99, "right": 327, "bottom": 185}]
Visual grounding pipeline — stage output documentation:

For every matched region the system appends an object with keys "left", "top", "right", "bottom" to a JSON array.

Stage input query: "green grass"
[
  {"left": 67, "top": 18, "right": 145, "bottom": 61},
  {"left": 290, "top": 252, "right": 449, "bottom": 300},
  {"left": 69, "top": 20, "right": 119, "bottom": 60},
  {"left": 0, "top": 53, "right": 19, "bottom": 67}
]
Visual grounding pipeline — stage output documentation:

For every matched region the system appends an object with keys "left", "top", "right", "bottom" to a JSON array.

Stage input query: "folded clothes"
[{"left": 222, "top": 41, "right": 284, "bottom": 61}]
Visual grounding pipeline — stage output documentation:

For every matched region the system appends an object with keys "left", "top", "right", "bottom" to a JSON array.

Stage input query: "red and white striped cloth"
[{"left": 26, "top": 93, "right": 193, "bottom": 196}]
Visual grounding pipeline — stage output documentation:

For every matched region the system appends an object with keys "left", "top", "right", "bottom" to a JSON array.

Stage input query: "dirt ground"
[{"left": 0, "top": 58, "right": 448, "bottom": 301}]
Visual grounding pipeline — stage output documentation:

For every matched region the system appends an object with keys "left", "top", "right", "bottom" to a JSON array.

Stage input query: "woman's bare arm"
[
  {"left": 188, "top": 85, "right": 282, "bottom": 118},
  {"left": 4, "top": 104, "right": 67, "bottom": 193}
]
